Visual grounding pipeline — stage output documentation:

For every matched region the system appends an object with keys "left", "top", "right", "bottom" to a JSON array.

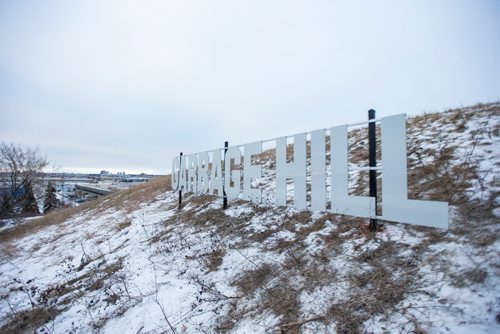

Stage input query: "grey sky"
[{"left": 1, "top": 0, "right": 499, "bottom": 174}]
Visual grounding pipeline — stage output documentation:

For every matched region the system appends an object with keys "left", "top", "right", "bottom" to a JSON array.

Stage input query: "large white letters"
[
  {"left": 187, "top": 155, "right": 198, "bottom": 193},
  {"left": 381, "top": 115, "right": 448, "bottom": 228},
  {"left": 179, "top": 155, "right": 187, "bottom": 191},
  {"left": 243, "top": 142, "right": 262, "bottom": 202},
  {"left": 209, "top": 150, "right": 223, "bottom": 196},
  {"left": 224, "top": 146, "right": 242, "bottom": 200},
  {"left": 331, "top": 125, "right": 376, "bottom": 218},
  {"left": 311, "top": 130, "right": 326, "bottom": 211},
  {"left": 171, "top": 157, "right": 180, "bottom": 190},
  {"left": 276, "top": 134, "right": 306, "bottom": 209},
  {"left": 197, "top": 152, "right": 210, "bottom": 194},
  {"left": 171, "top": 114, "right": 449, "bottom": 228}
]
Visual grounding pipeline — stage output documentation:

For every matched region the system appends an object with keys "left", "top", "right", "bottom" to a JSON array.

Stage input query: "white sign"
[{"left": 171, "top": 114, "right": 448, "bottom": 228}]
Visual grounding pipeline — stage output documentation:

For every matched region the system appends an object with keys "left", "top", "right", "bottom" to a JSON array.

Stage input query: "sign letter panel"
[
  {"left": 171, "top": 157, "right": 180, "bottom": 190},
  {"left": 311, "top": 130, "right": 326, "bottom": 211},
  {"left": 197, "top": 152, "right": 210, "bottom": 194},
  {"left": 209, "top": 150, "right": 223, "bottom": 197},
  {"left": 224, "top": 146, "right": 242, "bottom": 200},
  {"left": 276, "top": 134, "right": 307, "bottom": 209},
  {"left": 330, "top": 125, "right": 375, "bottom": 218},
  {"left": 381, "top": 115, "right": 448, "bottom": 228},
  {"left": 243, "top": 142, "right": 262, "bottom": 202}
]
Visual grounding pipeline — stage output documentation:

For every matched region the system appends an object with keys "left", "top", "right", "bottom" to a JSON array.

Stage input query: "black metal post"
[
  {"left": 178, "top": 152, "right": 183, "bottom": 210},
  {"left": 223, "top": 141, "right": 228, "bottom": 210},
  {"left": 368, "top": 109, "right": 378, "bottom": 231}
]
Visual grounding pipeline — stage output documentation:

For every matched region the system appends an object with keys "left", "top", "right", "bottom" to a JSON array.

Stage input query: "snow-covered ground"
[{"left": 0, "top": 103, "right": 499, "bottom": 333}]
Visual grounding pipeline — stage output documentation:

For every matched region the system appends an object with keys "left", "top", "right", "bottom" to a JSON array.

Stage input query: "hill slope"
[{"left": 1, "top": 103, "right": 499, "bottom": 333}]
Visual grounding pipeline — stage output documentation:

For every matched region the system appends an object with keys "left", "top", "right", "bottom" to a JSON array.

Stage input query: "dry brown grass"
[
  {"left": 407, "top": 144, "right": 475, "bottom": 205},
  {"left": 0, "top": 257, "right": 125, "bottom": 334},
  {"left": 114, "top": 217, "right": 133, "bottom": 233},
  {"left": 450, "top": 268, "right": 488, "bottom": 288},
  {"left": 283, "top": 210, "right": 311, "bottom": 229},
  {"left": 163, "top": 202, "right": 255, "bottom": 244},
  {"left": 324, "top": 241, "right": 416, "bottom": 333},
  {"left": 0, "top": 241, "right": 17, "bottom": 263},
  {"left": 92, "top": 175, "right": 171, "bottom": 214},
  {"left": 263, "top": 277, "right": 301, "bottom": 329},
  {"left": 0, "top": 176, "right": 171, "bottom": 245},
  {"left": 213, "top": 215, "right": 427, "bottom": 332},
  {"left": 232, "top": 263, "right": 274, "bottom": 296},
  {"left": 406, "top": 103, "right": 499, "bottom": 246},
  {"left": 255, "top": 148, "right": 276, "bottom": 168},
  {"left": 0, "top": 203, "right": 93, "bottom": 245},
  {"left": 0, "top": 306, "right": 61, "bottom": 334},
  {"left": 205, "top": 248, "right": 225, "bottom": 272}
]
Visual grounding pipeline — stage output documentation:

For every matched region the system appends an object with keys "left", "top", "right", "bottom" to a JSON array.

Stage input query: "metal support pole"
[
  {"left": 223, "top": 141, "right": 229, "bottom": 210},
  {"left": 178, "top": 152, "right": 183, "bottom": 210},
  {"left": 368, "top": 109, "right": 378, "bottom": 231}
]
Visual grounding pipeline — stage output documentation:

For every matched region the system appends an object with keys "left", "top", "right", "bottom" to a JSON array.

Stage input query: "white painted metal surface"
[
  {"left": 224, "top": 146, "right": 242, "bottom": 200},
  {"left": 171, "top": 157, "right": 180, "bottom": 190},
  {"left": 197, "top": 152, "right": 210, "bottom": 194},
  {"left": 381, "top": 114, "right": 448, "bottom": 228},
  {"left": 187, "top": 155, "right": 198, "bottom": 193},
  {"left": 331, "top": 125, "right": 376, "bottom": 218},
  {"left": 171, "top": 113, "right": 449, "bottom": 229},
  {"left": 179, "top": 155, "right": 186, "bottom": 191},
  {"left": 276, "top": 134, "right": 307, "bottom": 209},
  {"left": 311, "top": 129, "right": 326, "bottom": 211},
  {"left": 243, "top": 142, "right": 262, "bottom": 202},
  {"left": 209, "top": 150, "right": 223, "bottom": 197}
]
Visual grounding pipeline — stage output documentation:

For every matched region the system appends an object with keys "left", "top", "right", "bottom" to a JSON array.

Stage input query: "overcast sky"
[{"left": 0, "top": 0, "right": 499, "bottom": 174}]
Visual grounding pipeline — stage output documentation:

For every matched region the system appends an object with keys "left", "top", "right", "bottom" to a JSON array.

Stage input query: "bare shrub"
[
  {"left": 114, "top": 216, "right": 133, "bottom": 232},
  {"left": 0, "top": 143, "right": 48, "bottom": 217},
  {"left": 0, "top": 306, "right": 59, "bottom": 334},
  {"left": 326, "top": 241, "right": 416, "bottom": 333},
  {"left": 232, "top": 263, "right": 274, "bottom": 296}
]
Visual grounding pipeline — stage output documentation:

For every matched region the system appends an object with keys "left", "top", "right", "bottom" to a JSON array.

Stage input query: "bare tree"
[{"left": 0, "top": 143, "right": 48, "bottom": 217}]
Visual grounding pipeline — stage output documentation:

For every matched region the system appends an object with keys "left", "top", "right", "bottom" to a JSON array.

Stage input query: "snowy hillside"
[{"left": 1, "top": 103, "right": 499, "bottom": 333}]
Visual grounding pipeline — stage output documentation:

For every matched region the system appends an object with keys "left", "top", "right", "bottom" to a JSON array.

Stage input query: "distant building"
[{"left": 0, "top": 185, "right": 25, "bottom": 199}]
